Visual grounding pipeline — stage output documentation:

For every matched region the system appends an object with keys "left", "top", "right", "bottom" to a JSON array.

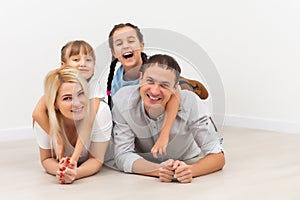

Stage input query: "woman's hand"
[{"left": 56, "top": 156, "right": 77, "bottom": 184}]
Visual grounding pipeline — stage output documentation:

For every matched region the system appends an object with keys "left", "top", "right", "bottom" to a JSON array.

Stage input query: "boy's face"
[
  {"left": 62, "top": 52, "right": 95, "bottom": 80},
  {"left": 111, "top": 26, "right": 144, "bottom": 71},
  {"left": 139, "top": 64, "right": 177, "bottom": 114}
]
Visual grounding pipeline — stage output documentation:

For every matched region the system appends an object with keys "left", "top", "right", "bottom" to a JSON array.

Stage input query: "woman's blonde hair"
[{"left": 43, "top": 66, "right": 89, "bottom": 156}]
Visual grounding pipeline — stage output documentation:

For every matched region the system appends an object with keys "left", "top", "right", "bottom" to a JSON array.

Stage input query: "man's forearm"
[
  {"left": 189, "top": 152, "right": 225, "bottom": 177},
  {"left": 132, "top": 158, "right": 161, "bottom": 177}
]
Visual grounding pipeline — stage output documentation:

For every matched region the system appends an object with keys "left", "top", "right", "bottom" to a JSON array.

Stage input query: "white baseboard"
[
  {"left": 0, "top": 127, "right": 34, "bottom": 142},
  {"left": 221, "top": 114, "right": 300, "bottom": 135}
]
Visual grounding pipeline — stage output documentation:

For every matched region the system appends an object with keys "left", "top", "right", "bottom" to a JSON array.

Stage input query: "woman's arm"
[
  {"left": 77, "top": 140, "right": 108, "bottom": 179},
  {"left": 66, "top": 141, "right": 108, "bottom": 182},
  {"left": 39, "top": 147, "right": 59, "bottom": 175},
  {"left": 151, "top": 86, "right": 180, "bottom": 158}
]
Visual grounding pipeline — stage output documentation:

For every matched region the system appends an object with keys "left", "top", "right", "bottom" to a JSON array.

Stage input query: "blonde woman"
[{"left": 34, "top": 66, "right": 112, "bottom": 184}]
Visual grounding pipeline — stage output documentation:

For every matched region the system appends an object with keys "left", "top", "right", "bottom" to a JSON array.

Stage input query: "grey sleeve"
[
  {"left": 112, "top": 105, "right": 142, "bottom": 173},
  {"left": 188, "top": 97, "right": 223, "bottom": 155}
]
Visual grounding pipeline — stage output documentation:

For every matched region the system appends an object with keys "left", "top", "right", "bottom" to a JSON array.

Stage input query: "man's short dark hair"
[{"left": 140, "top": 54, "right": 181, "bottom": 84}]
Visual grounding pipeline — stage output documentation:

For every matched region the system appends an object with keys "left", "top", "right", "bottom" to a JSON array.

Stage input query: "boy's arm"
[
  {"left": 70, "top": 98, "right": 100, "bottom": 163},
  {"left": 151, "top": 87, "right": 180, "bottom": 158},
  {"left": 32, "top": 96, "right": 50, "bottom": 133}
]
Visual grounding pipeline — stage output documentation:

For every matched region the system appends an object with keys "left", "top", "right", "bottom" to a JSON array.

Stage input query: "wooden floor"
[{"left": 1, "top": 126, "right": 299, "bottom": 200}]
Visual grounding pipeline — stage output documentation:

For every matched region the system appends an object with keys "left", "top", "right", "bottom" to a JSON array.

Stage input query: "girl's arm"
[
  {"left": 151, "top": 87, "right": 180, "bottom": 158},
  {"left": 70, "top": 98, "right": 100, "bottom": 163},
  {"left": 32, "top": 96, "right": 50, "bottom": 133},
  {"left": 33, "top": 96, "right": 64, "bottom": 160}
]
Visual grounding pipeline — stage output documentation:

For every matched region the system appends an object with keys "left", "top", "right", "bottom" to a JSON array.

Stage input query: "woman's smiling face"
[{"left": 55, "top": 82, "right": 87, "bottom": 121}]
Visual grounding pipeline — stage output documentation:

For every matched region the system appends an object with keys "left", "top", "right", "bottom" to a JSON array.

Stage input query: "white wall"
[{"left": 0, "top": 0, "right": 299, "bottom": 134}]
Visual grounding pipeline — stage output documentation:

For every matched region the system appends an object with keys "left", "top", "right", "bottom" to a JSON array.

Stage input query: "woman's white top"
[{"left": 34, "top": 101, "right": 112, "bottom": 164}]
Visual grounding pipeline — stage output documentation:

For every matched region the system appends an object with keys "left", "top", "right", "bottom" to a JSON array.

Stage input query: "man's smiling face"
[{"left": 139, "top": 64, "right": 177, "bottom": 115}]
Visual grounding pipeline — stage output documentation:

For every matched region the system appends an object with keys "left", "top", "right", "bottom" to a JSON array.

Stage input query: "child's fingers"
[
  {"left": 162, "top": 146, "right": 167, "bottom": 156},
  {"left": 158, "top": 148, "right": 163, "bottom": 156},
  {"left": 157, "top": 147, "right": 167, "bottom": 156},
  {"left": 151, "top": 147, "right": 158, "bottom": 159}
]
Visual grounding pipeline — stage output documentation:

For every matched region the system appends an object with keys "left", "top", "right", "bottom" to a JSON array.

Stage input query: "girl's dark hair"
[
  {"left": 140, "top": 54, "right": 181, "bottom": 84},
  {"left": 108, "top": 23, "right": 144, "bottom": 50},
  {"left": 106, "top": 23, "right": 147, "bottom": 108}
]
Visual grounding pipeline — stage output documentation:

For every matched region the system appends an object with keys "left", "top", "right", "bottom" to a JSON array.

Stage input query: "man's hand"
[
  {"left": 172, "top": 160, "right": 193, "bottom": 183},
  {"left": 158, "top": 159, "right": 174, "bottom": 182}
]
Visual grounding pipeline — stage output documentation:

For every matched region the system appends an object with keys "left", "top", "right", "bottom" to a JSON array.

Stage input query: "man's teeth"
[{"left": 149, "top": 95, "right": 160, "bottom": 100}]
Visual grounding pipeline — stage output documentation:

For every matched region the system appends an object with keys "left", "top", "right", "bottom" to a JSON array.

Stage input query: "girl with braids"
[
  {"left": 34, "top": 66, "right": 112, "bottom": 184},
  {"left": 32, "top": 40, "right": 107, "bottom": 172},
  {"left": 107, "top": 23, "right": 180, "bottom": 159}
]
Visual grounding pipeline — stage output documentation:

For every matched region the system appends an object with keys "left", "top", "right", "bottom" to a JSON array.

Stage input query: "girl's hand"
[{"left": 151, "top": 133, "right": 169, "bottom": 159}]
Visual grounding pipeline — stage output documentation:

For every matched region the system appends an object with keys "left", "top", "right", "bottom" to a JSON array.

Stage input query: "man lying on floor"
[{"left": 110, "top": 54, "right": 225, "bottom": 183}]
